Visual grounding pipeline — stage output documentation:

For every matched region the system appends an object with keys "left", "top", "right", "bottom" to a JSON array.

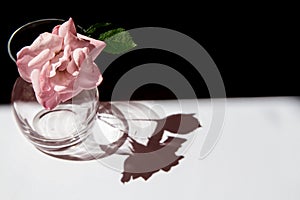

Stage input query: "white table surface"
[{"left": 1, "top": 97, "right": 300, "bottom": 200}]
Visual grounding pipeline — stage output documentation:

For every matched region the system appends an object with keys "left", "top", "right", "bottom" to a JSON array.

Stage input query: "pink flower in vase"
[{"left": 16, "top": 17, "right": 106, "bottom": 110}]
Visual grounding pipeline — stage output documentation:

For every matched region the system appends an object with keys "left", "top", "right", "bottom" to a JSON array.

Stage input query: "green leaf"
[
  {"left": 100, "top": 28, "right": 137, "bottom": 54},
  {"left": 84, "top": 22, "right": 112, "bottom": 36},
  {"left": 98, "top": 28, "right": 125, "bottom": 41}
]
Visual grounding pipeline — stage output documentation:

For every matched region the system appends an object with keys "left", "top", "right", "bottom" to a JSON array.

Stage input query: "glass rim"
[{"left": 7, "top": 18, "right": 65, "bottom": 63}]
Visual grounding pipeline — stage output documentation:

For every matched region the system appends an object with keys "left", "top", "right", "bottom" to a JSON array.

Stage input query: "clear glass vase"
[{"left": 8, "top": 18, "right": 129, "bottom": 156}]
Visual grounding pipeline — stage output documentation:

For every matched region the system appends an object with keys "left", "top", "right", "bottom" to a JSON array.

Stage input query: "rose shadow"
[
  {"left": 120, "top": 112, "right": 201, "bottom": 183},
  {"left": 37, "top": 102, "right": 202, "bottom": 183}
]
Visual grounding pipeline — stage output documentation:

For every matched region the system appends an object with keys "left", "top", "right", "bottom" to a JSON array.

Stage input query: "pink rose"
[{"left": 16, "top": 17, "right": 106, "bottom": 110}]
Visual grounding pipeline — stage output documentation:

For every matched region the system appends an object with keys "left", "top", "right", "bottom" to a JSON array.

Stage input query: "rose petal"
[
  {"left": 16, "top": 32, "right": 63, "bottom": 82},
  {"left": 76, "top": 56, "right": 103, "bottom": 89},
  {"left": 28, "top": 32, "right": 63, "bottom": 53},
  {"left": 28, "top": 49, "right": 53, "bottom": 67},
  {"left": 78, "top": 33, "right": 106, "bottom": 60},
  {"left": 55, "top": 17, "right": 77, "bottom": 38},
  {"left": 30, "top": 69, "right": 41, "bottom": 103}
]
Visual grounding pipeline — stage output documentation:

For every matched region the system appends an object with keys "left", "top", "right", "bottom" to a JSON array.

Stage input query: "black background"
[{"left": 0, "top": 3, "right": 298, "bottom": 104}]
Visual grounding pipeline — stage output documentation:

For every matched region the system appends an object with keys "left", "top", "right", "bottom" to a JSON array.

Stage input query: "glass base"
[
  {"left": 36, "top": 102, "right": 132, "bottom": 161},
  {"left": 33, "top": 106, "right": 83, "bottom": 139},
  {"left": 37, "top": 101, "right": 160, "bottom": 167}
]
